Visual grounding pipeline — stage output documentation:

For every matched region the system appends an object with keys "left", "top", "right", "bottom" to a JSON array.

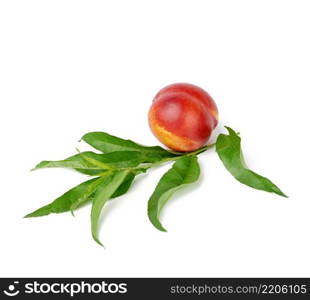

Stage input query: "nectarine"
[{"left": 148, "top": 83, "right": 218, "bottom": 152}]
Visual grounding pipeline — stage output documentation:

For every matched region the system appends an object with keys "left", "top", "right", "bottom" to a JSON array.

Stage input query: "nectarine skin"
[{"left": 148, "top": 83, "right": 218, "bottom": 152}]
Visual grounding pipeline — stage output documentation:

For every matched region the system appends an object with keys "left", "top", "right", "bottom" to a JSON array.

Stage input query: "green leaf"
[
  {"left": 32, "top": 152, "right": 109, "bottom": 175},
  {"left": 25, "top": 177, "right": 105, "bottom": 218},
  {"left": 87, "top": 172, "right": 137, "bottom": 201},
  {"left": 90, "top": 170, "right": 142, "bottom": 201},
  {"left": 216, "top": 126, "right": 287, "bottom": 197},
  {"left": 32, "top": 151, "right": 149, "bottom": 175},
  {"left": 91, "top": 170, "right": 130, "bottom": 246},
  {"left": 87, "top": 151, "right": 146, "bottom": 168},
  {"left": 111, "top": 172, "right": 136, "bottom": 198},
  {"left": 147, "top": 155, "right": 200, "bottom": 232},
  {"left": 81, "top": 131, "right": 177, "bottom": 162}
]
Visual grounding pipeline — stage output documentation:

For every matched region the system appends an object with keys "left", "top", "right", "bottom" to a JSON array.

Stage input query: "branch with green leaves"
[{"left": 26, "top": 127, "right": 287, "bottom": 246}]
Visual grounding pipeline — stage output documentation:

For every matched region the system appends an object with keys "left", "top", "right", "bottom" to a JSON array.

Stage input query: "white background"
[{"left": 1, "top": 0, "right": 310, "bottom": 277}]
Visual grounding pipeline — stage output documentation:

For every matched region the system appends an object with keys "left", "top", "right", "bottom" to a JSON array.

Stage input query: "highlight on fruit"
[{"left": 26, "top": 83, "right": 287, "bottom": 246}]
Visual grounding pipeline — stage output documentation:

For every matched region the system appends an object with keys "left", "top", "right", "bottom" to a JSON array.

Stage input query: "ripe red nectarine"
[{"left": 148, "top": 83, "right": 218, "bottom": 152}]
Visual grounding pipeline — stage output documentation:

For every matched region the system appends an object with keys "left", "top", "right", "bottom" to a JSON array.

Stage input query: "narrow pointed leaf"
[
  {"left": 91, "top": 170, "right": 130, "bottom": 246},
  {"left": 69, "top": 174, "right": 112, "bottom": 211},
  {"left": 216, "top": 126, "right": 287, "bottom": 197},
  {"left": 78, "top": 151, "right": 148, "bottom": 169},
  {"left": 148, "top": 155, "right": 200, "bottom": 232},
  {"left": 32, "top": 152, "right": 109, "bottom": 175},
  {"left": 33, "top": 157, "right": 97, "bottom": 171},
  {"left": 32, "top": 150, "right": 149, "bottom": 175},
  {"left": 81, "top": 131, "right": 178, "bottom": 162},
  {"left": 80, "top": 171, "right": 138, "bottom": 203},
  {"left": 111, "top": 172, "right": 136, "bottom": 198},
  {"left": 25, "top": 177, "right": 105, "bottom": 218}
]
